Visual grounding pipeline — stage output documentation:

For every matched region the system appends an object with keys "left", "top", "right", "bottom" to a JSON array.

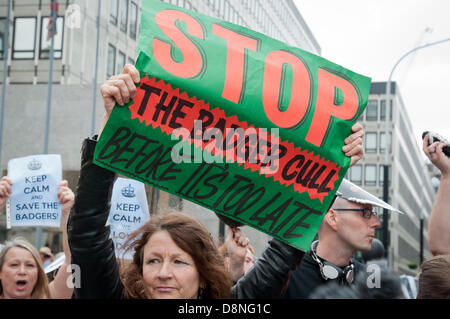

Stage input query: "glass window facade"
[
  {"left": 110, "top": 0, "right": 119, "bottom": 25},
  {"left": 13, "top": 17, "right": 37, "bottom": 59},
  {"left": 349, "top": 164, "right": 362, "bottom": 186},
  {"left": 116, "top": 50, "right": 126, "bottom": 75},
  {"left": 0, "top": 18, "right": 6, "bottom": 60},
  {"left": 380, "top": 100, "right": 393, "bottom": 121},
  {"left": 366, "top": 100, "right": 378, "bottom": 121},
  {"left": 129, "top": 2, "right": 138, "bottom": 40},
  {"left": 39, "top": 16, "right": 64, "bottom": 59},
  {"left": 119, "top": 0, "right": 128, "bottom": 33},
  {"left": 365, "top": 165, "right": 377, "bottom": 186},
  {"left": 379, "top": 132, "right": 392, "bottom": 154},
  {"left": 365, "top": 132, "right": 377, "bottom": 154},
  {"left": 107, "top": 44, "right": 116, "bottom": 78}
]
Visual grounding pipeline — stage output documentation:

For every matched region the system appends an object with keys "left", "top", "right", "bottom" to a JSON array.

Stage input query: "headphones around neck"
[{"left": 310, "top": 240, "right": 355, "bottom": 285}]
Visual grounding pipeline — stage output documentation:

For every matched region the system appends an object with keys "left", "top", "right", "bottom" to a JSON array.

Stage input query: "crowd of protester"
[{"left": 0, "top": 64, "right": 449, "bottom": 300}]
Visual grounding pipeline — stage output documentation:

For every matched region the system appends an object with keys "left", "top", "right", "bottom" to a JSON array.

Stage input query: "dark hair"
[
  {"left": 120, "top": 211, "right": 233, "bottom": 299},
  {"left": 417, "top": 255, "right": 450, "bottom": 299}
]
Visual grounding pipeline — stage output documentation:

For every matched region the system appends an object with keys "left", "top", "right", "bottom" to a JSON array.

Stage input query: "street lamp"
[{"left": 383, "top": 36, "right": 450, "bottom": 262}]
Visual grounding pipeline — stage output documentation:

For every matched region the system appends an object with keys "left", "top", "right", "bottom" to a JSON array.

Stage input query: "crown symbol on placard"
[
  {"left": 27, "top": 158, "right": 42, "bottom": 170},
  {"left": 121, "top": 184, "right": 135, "bottom": 198}
]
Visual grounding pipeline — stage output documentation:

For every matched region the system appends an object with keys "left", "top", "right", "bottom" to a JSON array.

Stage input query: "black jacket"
[
  {"left": 282, "top": 250, "right": 365, "bottom": 298},
  {"left": 68, "top": 138, "right": 305, "bottom": 299}
]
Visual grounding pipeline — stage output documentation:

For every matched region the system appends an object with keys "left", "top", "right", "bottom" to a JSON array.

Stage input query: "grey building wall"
[{"left": 0, "top": 0, "right": 321, "bottom": 257}]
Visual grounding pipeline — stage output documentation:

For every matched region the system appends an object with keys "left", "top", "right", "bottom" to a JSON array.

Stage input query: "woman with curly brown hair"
[{"left": 120, "top": 212, "right": 232, "bottom": 299}]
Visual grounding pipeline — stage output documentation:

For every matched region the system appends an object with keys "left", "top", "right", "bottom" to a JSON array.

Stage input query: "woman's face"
[
  {"left": 142, "top": 230, "right": 201, "bottom": 299},
  {"left": 0, "top": 247, "right": 39, "bottom": 299}
]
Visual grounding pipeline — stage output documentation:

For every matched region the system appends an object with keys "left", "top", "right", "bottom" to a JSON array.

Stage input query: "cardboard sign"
[
  {"left": 7, "top": 154, "right": 62, "bottom": 228},
  {"left": 94, "top": 0, "right": 372, "bottom": 251},
  {"left": 108, "top": 178, "right": 150, "bottom": 260}
]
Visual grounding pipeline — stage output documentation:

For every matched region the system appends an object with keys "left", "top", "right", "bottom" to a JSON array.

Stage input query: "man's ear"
[{"left": 324, "top": 209, "right": 339, "bottom": 231}]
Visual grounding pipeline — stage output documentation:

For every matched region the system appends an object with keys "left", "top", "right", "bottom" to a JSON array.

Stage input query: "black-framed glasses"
[{"left": 333, "top": 208, "right": 379, "bottom": 219}]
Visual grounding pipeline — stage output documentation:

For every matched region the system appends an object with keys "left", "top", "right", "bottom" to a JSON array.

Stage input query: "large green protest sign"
[{"left": 94, "top": 0, "right": 371, "bottom": 251}]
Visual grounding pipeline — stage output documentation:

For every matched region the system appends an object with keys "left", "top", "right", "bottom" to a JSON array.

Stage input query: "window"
[
  {"left": 379, "top": 165, "right": 392, "bottom": 186},
  {"left": 116, "top": 50, "right": 126, "bottom": 75},
  {"left": 110, "top": 0, "right": 119, "bottom": 25},
  {"left": 379, "top": 132, "right": 392, "bottom": 154},
  {"left": 107, "top": 44, "right": 116, "bottom": 78},
  {"left": 365, "top": 165, "right": 377, "bottom": 186},
  {"left": 0, "top": 18, "right": 6, "bottom": 59},
  {"left": 219, "top": 1, "right": 225, "bottom": 18},
  {"left": 380, "top": 100, "right": 393, "bottom": 121},
  {"left": 129, "top": 2, "right": 138, "bottom": 40},
  {"left": 349, "top": 164, "right": 362, "bottom": 186},
  {"left": 184, "top": 0, "right": 193, "bottom": 10},
  {"left": 119, "top": 0, "right": 128, "bottom": 33},
  {"left": 366, "top": 100, "right": 378, "bottom": 121},
  {"left": 224, "top": 1, "right": 229, "bottom": 21},
  {"left": 39, "top": 16, "right": 64, "bottom": 59},
  {"left": 128, "top": 57, "right": 135, "bottom": 65},
  {"left": 358, "top": 112, "right": 364, "bottom": 122},
  {"left": 365, "top": 132, "right": 377, "bottom": 154},
  {"left": 13, "top": 17, "right": 37, "bottom": 59}
]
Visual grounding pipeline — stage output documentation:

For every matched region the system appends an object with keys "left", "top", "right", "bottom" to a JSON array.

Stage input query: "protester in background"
[
  {"left": 243, "top": 243, "right": 256, "bottom": 274},
  {"left": 283, "top": 179, "right": 401, "bottom": 298},
  {"left": 0, "top": 237, "right": 52, "bottom": 298},
  {"left": 422, "top": 134, "right": 450, "bottom": 256},
  {"left": 0, "top": 179, "right": 75, "bottom": 299},
  {"left": 310, "top": 267, "right": 404, "bottom": 299},
  {"left": 39, "top": 246, "right": 54, "bottom": 269},
  {"left": 360, "top": 238, "right": 388, "bottom": 269},
  {"left": 417, "top": 254, "right": 450, "bottom": 299},
  {"left": 67, "top": 64, "right": 365, "bottom": 299},
  {"left": 218, "top": 226, "right": 255, "bottom": 282}
]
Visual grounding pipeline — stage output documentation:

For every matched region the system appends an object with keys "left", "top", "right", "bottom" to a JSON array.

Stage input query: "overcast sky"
[{"left": 293, "top": 0, "right": 450, "bottom": 152}]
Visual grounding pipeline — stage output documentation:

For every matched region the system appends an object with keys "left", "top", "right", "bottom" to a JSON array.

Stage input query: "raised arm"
[
  {"left": 231, "top": 238, "right": 304, "bottom": 299},
  {"left": 0, "top": 176, "right": 12, "bottom": 211},
  {"left": 223, "top": 227, "right": 250, "bottom": 282},
  {"left": 343, "top": 122, "right": 364, "bottom": 167},
  {"left": 67, "top": 64, "right": 140, "bottom": 299},
  {"left": 48, "top": 180, "right": 75, "bottom": 299},
  {"left": 423, "top": 135, "right": 450, "bottom": 255}
]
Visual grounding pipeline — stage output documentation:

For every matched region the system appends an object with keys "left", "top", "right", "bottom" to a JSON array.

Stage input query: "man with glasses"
[{"left": 282, "top": 179, "right": 401, "bottom": 299}]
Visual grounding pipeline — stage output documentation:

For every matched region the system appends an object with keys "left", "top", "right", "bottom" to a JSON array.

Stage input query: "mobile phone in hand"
[{"left": 422, "top": 131, "right": 450, "bottom": 157}]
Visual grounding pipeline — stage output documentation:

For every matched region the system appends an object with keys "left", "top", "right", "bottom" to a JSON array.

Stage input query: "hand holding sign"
[
  {"left": 57, "top": 180, "right": 74, "bottom": 219},
  {"left": 7, "top": 154, "right": 62, "bottom": 228},
  {"left": 0, "top": 176, "right": 13, "bottom": 211},
  {"left": 344, "top": 123, "right": 364, "bottom": 167},
  {"left": 224, "top": 226, "right": 250, "bottom": 282},
  {"left": 99, "top": 64, "right": 140, "bottom": 139}
]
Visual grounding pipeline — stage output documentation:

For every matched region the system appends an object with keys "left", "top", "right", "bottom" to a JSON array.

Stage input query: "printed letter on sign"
[
  {"left": 262, "top": 50, "right": 311, "bottom": 128},
  {"left": 212, "top": 24, "right": 258, "bottom": 104},
  {"left": 153, "top": 10, "right": 204, "bottom": 78},
  {"left": 306, "top": 68, "right": 359, "bottom": 147}
]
